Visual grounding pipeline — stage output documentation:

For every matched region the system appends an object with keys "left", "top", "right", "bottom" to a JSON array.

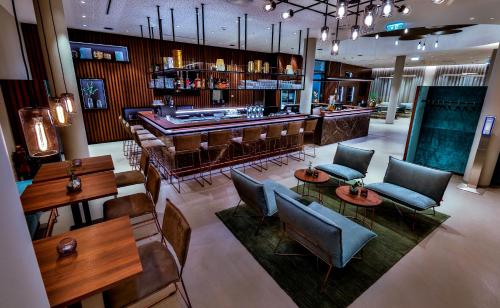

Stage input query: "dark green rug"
[{"left": 216, "top": 181, "right": 449, "bottom": 308}]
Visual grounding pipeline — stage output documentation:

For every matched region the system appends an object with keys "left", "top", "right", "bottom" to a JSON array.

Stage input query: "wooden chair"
[
  {"left": 200, "top": 130, "right": 232, "bottom": 184},
  {"left": 300, "top": 119, "right": 318, "bottom": 158},
  {"left": 114, "top": 150, "right": 149, "bottom": 188},
  {"left": 281, "top": 121, "right": 304, "bottom": 164},
  {"left": 231, "top": 126, "right": 264, "bottom": 173},
  {"left": 103, "top": 200, "right": 192, "bottom": 308},
  {"left": 103, "top": 165, "right": 162, "bottom": 239},
  {"left": 260, "top": 124, "right": 286, "bottom": 168}
]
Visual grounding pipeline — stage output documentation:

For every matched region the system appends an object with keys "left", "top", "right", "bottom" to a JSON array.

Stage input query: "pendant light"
[
  {"left": 434, "top": 40, "right": 439, "bottom": 48},
  {"left": 49, "top": 97, "right": 72, "bottom": 127},
  {"left": 320, "top": 0, "right": 329, "bottom": 42},
  {"left": 394, "top": 39, "right": 399, "bottom": 45},
  {"left": 18, "top": 107, "right": 59, "bottom": 157},
  {"left": 375, "top": 33, "right": 380, "bottom": 39},
  {"left": 399, "top": 5, "right": 411, "bottom": 15},
  {"left": 337, "top": 0, "right": 347, "bottom": 19},
  {"left": 417, "top": 41, "right": 422, "bottom": 49},
  {"left": 331, "top": 20, "right": 340, "bottom": 55},
  {"left": 382, "top": 0, "right": 393, "bottom": 18},
  {"left": 363, "top": 2, "right": 376, "bottom": 27},
  {"left": 264, "top": 0, "right": 276, "bottom": 11},
  {"left": 422, "top": 42, "right": 426, "bottom": 51},
  {"left": 282, "top": 9, "right": 294, "bottom": 19},
  {"left": 351, "top": 0, "right": 360, "bottom": 40},
  {"left": 60, "top": 93, "right": 76, "bottom": 114}
]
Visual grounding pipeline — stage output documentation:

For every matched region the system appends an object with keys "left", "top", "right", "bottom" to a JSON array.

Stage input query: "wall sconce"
[
  {"left": 49, "top": 97, "right": 72, "bottom": 127},
  {"left": 18, "top": 107, "right": 59, "bottom": 157}
]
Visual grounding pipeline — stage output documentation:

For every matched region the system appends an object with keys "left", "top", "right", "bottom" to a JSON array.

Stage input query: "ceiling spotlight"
[
  {"left": 331, "top": 40, "right": 340, "bottom": 55},
  {"left": 351, "top": 25, "right": 360, "bottom": 40},
  {"left": 399, "top": 5, "right": 411, "bottom": 15},
  {"left": 395, "top": 40, "right": 399, "bottom": 46},
  {"left": 282, "top": 9, "right": 294, "bottom": 19},
  {"left": 363, "top": 5, "right": 376, "bottom": 27},
  {"left": 422, "top": 43, "right": 426, "bottom": 51},
  {"left": 404, "top": 28, "right": 409, "bottom": 34},
  {"left": 432, "top": 0, "right": 446, "bottom": 4},
  {"left": 337, "top": 0, "right": 347, "bottom": 19},
  {"left": 417, "top": 41, "right": 422, "bottom": 49},
  {"left": 321, "top": 26, "right": 329, "bottom": 42},
  {"left": 375, "top": 33, "right": 380, "bottom": 39},
  {"left": 264, "top": 1, "right": 276, "bottom": 12},
  {"left": 434, "top": 40, "right": 439, "bottom": 48},
  {"left": 411, "top": 57, "right": 420, "bottom": 61},
  {"left": 382, "top": 0, "right": 393, "bottom": 18}
]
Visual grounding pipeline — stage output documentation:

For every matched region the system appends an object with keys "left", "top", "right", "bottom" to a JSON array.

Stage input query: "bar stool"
[
  {"left": 139, "top": 139, "right": 166, "bottom": 173},
  {"left": 115, "top": 150, "right": 149, "bottom": 188},
  {"left": 260, "top": 124, "right": 285, "bottom": 168},
  {"left": 300, "top": 119, "right": 319, "bottom": 158},
  {"left": 200, "top": 130, "right": 232, "bottom": 184},
  {"left": 281, "top": 121, "right": 304, "bottom": 164},
  {"left": 130, "top": 130, "right": 157, "bottom": 167},
  {"left": 164, "top": 134, "right": 204, "bottom": 193},
  {"left": 231, "top": 126, "right": 264, "bottom": 173}
]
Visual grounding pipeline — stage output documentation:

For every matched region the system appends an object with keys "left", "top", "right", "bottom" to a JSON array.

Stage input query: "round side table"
[
  {"left": 335, "top": 185, "right": 382, "bottom": 230},
  {"left": 294, "top": 169, "right": 330, "bottom": 202}
]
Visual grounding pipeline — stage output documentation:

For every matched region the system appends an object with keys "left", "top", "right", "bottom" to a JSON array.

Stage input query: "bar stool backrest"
[
  {"left": 146, "top": 165, "right": 161, "bottom": 204},
  {"left": 174, "top": 134, "right": 202, "bottom": 152},
  {"left": 304, "top": 119, "right": 318, "bottom": 133},
  {"left": 286, "top": 121, "right": 303, "bottom": 136},
  {"left": 242, "top": 127, "right": 262, "bottom": 142},
  {"left": 266, "top": 124, "right": 283, "bottom": 139},
  {"left": 139, "top": 149, "right": 150, "bottom": 177},
  {"left": 208, "top": 130, "right": 231, "bottom": 148},
  {"left": 162, "top": 199, "right": 191, "bottom": 267}
]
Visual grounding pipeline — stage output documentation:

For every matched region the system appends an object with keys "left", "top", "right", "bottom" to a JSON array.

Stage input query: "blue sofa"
[
  {"left": 366, "top": 157, "right": 452, "bottom": 228},
  {"left": 230, "top": 169, "right": 302, "bottom": 234},
  {"left": 274, "top": 191, "right": 376, "bottom": 290},
  {"left": 316, "top": 143, "right": 375, "bottom": 184}
]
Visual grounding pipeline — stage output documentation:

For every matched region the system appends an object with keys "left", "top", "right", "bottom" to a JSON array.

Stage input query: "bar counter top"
[{"left": 138, "top": 111, "right": 315, "bottom": 135}]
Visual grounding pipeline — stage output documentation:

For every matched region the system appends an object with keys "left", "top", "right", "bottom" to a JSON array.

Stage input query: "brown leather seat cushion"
[
  {"left": 141, "top": 139, "right": 165, "bottom": 148},
  {"left": 103, "top": 241, "right": 179, "bottom": 308},
  {"left": 103, "top": 193, "right": 154, "bottom": 220},
  {"left": 115, "top": 170, "right": 145, "bottom": 188}
]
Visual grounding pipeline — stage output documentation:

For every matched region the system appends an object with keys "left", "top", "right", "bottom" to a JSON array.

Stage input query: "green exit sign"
[{"left": 385, "top": 21, "right": 407, "bottom": 32}]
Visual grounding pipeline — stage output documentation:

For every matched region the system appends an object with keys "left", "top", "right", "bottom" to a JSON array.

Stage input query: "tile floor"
[{"left": 48, "top": 118, "right": 500, "bottom": 308}]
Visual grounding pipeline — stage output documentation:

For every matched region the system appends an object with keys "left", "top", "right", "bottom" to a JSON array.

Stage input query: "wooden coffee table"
[
  {"left": 294, "top": 169, "right": 330, "bottom": 202},
  {"left": 335, "top": 185, "right": 382, "bottom": 230}
]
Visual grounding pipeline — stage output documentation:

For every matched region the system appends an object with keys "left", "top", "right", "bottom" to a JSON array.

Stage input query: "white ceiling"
[{"left": 8, "top": 0, "right": 500, "bottom": 68}]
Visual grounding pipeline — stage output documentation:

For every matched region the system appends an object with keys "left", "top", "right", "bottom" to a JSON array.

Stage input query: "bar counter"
[{"left": 318, "top": 108, "right": 373, "bottom": 145}]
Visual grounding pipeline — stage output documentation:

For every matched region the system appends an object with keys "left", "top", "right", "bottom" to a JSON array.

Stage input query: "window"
[{"left": 313, "top": 61, "right": 326, "bottom": 102}]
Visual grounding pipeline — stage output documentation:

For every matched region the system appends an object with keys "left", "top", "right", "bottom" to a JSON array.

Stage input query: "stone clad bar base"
[{"left": 319, "top": 110, "right": 372, "bottom": 146}]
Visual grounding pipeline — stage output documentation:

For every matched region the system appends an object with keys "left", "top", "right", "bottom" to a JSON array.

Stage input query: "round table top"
[
  {"left": 294, "top": 169, "right": 330, "bottom": 184},
  {"left": 335, "top": 185, "right": 382, "bottom": 208}
]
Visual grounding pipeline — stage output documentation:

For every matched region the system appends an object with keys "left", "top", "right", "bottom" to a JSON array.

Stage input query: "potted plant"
[
  {"left": 82, "top": 81, "right": 99, "bottom": 109},
  {"left": 349, "top": 180, "right": 362, "bottom": 195}
]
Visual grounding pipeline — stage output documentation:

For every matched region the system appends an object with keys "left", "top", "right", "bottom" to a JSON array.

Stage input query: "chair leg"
[
  {"left": 232, "top": 200, "right": 242, "bottom": 216},
  {"left": 320, "top": 264, "right": 333, "bottom": 293},
  {"left": 254, "top": 216, "right": 265, "bottom": 235},
  {"left": 179, "top": 278, "right": 193, "bottom": 308}
]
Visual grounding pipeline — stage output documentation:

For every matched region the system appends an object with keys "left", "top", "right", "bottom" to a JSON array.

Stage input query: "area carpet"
[{"left": 215, "top": 181, "right": 449, "bottom": 308}]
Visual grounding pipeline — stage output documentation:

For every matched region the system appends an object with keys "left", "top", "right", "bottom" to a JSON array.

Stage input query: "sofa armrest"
[{"left": 263, "top": 180, "right": 300, "bottom": 216}]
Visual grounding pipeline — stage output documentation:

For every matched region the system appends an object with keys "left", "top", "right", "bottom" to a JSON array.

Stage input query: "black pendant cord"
[
  {"left": 271, "top": 24, "right": 274, "bottom": 53},
  {"left": 151, "top": 26, "right": 154, "bottom": 39},
  {"left": 323, "top": 0, "right": 328, "bottom": 28},
  {"left": 37, "top": 0, "right": 57, "bottom": 96},
  {"left": 49, "top": 0, "right": 67, "bottom": 94},
  {"left": 355, "top": 0, "right": 360, "bottom": 25},
  {"left": 278, "top": 21, "right": 281, "bottom": 53},
  {"left": 12, "top": 0, "right": 30, "bottom": 80},
  {"left": 201, "top": 3, "right": 205, "bottom": 46},
  {"left": 244, "top": 13, "right": 247, "bottom": 51},
  {"left": 196, "top": 8, "right": 200, "bottom": 45},
  {"left": 335, "top": 19, "right": 339, "bottom": 40},
  {"left": 237, "top": 16, "right": 241, "bottom": 50},
  {"left": 157, "top": 5, "right": 162, "bottom": 41},
  {"left": 140, "top": 25, "right": 144, "bottom": 38},
  {"left": 170, "top": 8, "right": 175, "bottom": 42},
  {"left": 298, "top": 29, "right": 302, "bottom": 55},
  {"left": 303, "top": 28, "right": 309, "bottom": 88},
  {"left": 147, "top": 16, "right": 151, "bottom": 39}
]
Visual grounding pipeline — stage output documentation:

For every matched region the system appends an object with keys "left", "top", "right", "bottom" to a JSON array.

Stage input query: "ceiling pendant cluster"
[{"left": 263, "top": 0, "right": 413, "bottom": 57}]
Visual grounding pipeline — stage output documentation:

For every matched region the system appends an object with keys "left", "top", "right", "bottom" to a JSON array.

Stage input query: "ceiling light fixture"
[
  {"left": 331, "top": 20, "right": 340, "bottom": 55},
  {"left": 363, "top": 2, "right": 376, "bottom": 27},
  {"left": 351, "top": 25, "right": 360, "bottom": 40},
  {"left": 434, "top": 40, "right": 439, "bottom": 48},
  {"left": 395, "top": 39, "right": 399, "bottom": 46},
  {"left": 417, "top": 41, "right": 422, "bottom": 49},
  {"left": 411, "top": 57, "right": 420, "bottom": 61},
  {"left": 264, "top": 0, "right": 276, "bottom": 11},
  {"left": 404, "top": 28, "right": 409, "bottom": 34},
  {"left": 82, "top": 15, "right": 86, "bottom": 18},
  {"left": 337, "top": 0, "right": 347, "bottom": 19},
  {"left": 422, "top": 42, "right": 426, "bottom": 51},
  {"left": 382, "top": 0, "right": 393, "bottom": 18},
  {"left": 432, "top": 0, "right": 446, "bottom": 4},
  {"left": 320, "top": 0, "right": 330, "bottom": 42},
  {"left": 282, "top": 9, "right": 294, "bottom": 19},
  {"left": 399, "top": 5, "right": 411, "bottom": 15},
  {"left": 375, "top": 33, "right": 380, "bottom": 39}
]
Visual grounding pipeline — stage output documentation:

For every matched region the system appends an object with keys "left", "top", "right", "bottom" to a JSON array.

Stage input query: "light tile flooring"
[{"left": 48, "top": 118, "right": 500, "bottom": 308}]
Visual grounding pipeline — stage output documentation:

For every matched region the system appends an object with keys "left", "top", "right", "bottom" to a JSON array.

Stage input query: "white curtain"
[
  {"left": 370, "top": 67, "right": 425, "bottom": 104},
  {"left": 433, "top": 64, "right": 488, "bottom": 86}
]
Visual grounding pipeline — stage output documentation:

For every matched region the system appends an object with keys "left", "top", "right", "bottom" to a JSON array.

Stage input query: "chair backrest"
[
  {"left": 266, "top": 124, "right": 283, "bottom": 139},
  {"left": 174, "top": 134, "right": 202, "bottom": 152},
  {"left": 274, "top": 192, "right": 342, "bottom": 267},
  {"left": 162, "top": 199, "right": 191, "bottom": 267},
  {"left": 285, "top": 121, "right": 302, "bottom": 136},
  {"left": 333, "top": 143, "right": 374, "bottom": 175},
  {"left": 139, "top": 150, "right": 150, "bottom": 177},
  {"left": 230, "top": 169, "right": 267, "bottom": 216},
  {"left": 208, "top": 130, "right": 231, "bottom": 147},
  {"left": 145, "top": 165, "right": 161, "bottom": 204},
  {"left": 384, "top": 157, "right": 452, "bottom": 204},
  {"left": 304, "top": 119, "right": 318, "bottom": 133},
  {"left": 242, "top": 127, "right": 262, "bottom": 142}
]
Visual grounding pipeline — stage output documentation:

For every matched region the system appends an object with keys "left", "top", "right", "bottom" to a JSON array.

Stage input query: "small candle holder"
[
  {"left": 360, "top": 188, "right": 368, "bottom": 198},
  {"left": 67, "top": 173, "right": 82, "bottom": 192},
  {"left": 57, "top": 237, "right": 77, "bottom": 257}
]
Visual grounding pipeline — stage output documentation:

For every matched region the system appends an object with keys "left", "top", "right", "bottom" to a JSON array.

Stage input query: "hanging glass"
[
  {"left": 18, "top": 107, "right": 59, "bottom": 157},
  {"left": 60, "top": 93, "right": 77, "bottom": 114},
  {"left": 49, "top": 97, "right": 72, "bottom": 127}
]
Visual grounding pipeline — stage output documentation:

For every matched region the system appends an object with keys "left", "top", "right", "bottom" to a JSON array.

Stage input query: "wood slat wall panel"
[{"left": 20, "top": 24, "right": 303, "bottom": 144}]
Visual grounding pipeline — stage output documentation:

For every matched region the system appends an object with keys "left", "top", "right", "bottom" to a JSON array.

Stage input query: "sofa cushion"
[
  {"left": 309, "top": 202, "right": 376, "bottom": 267},
  {"left": 316, "top": 164, "right": 365, "bottom": 181},
  {"left": 262, "top": 180, "right": 301, "bottom": 216},
  {"left": 333, "top": 143, "right": 375, "bottom": 176},
  {"left": 365, "top": 182, "right": 436, "bottom": 211},
  {"left": 383, "top": 157, "right": 452, "bottom": 204}
]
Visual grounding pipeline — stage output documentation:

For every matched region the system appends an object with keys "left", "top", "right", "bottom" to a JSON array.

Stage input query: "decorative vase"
[
  {"left": 67, "top": 173, "right": 82, "bottom": 192},
  {"left": 349, "top": 186, "right": 359, "bottom": 195},
  {"left": 86, "top": 97, "right": 94, "bottom": 109}
]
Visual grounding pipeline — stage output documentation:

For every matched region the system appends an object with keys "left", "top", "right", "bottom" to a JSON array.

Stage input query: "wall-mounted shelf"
[{"left": 70, "top": 41, "right": 129, "bottom": 63}]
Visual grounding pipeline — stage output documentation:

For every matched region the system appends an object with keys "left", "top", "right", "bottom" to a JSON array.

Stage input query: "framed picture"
[{"left": 79, "top": 78, "right": 108, "bottom": 110}]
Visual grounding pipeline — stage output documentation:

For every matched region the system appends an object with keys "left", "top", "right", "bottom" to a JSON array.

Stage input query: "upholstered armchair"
[
  {"left": 230, "top": 169, "right": 302, "bottom": 234},
  {"left": 274, "top": 191, "right": 376, "bottom": 291},
  {"left": 316, "top": 143, "right": 375, "bottom": 184}
]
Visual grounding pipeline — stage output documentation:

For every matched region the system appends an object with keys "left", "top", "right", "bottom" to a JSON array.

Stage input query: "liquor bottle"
[
  {"left": 177, "top": 72, "right": 184, "bottom": 90},
  {"left": 185, "top": 75, "right": 191, "bottom": 89},
  {"left": 194, "top": 74, "right": 201, "bottom": 89},
  {"left": 201, "top": 78, "right": 206, "bottom": 89},
  {"left": 208, "top": 75, "right": 214, "bottom": 89}
]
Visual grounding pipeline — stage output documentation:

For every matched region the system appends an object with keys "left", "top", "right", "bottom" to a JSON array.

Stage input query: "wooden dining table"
[
  {"left": 33, "top": 217, "right": 143, "bottom": 307},
  {"left": 32, "top": 155, "right": 114, "bottom": 183},
  {"left": 21, "top": 171, "right": 118, "bottom": 227}
]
